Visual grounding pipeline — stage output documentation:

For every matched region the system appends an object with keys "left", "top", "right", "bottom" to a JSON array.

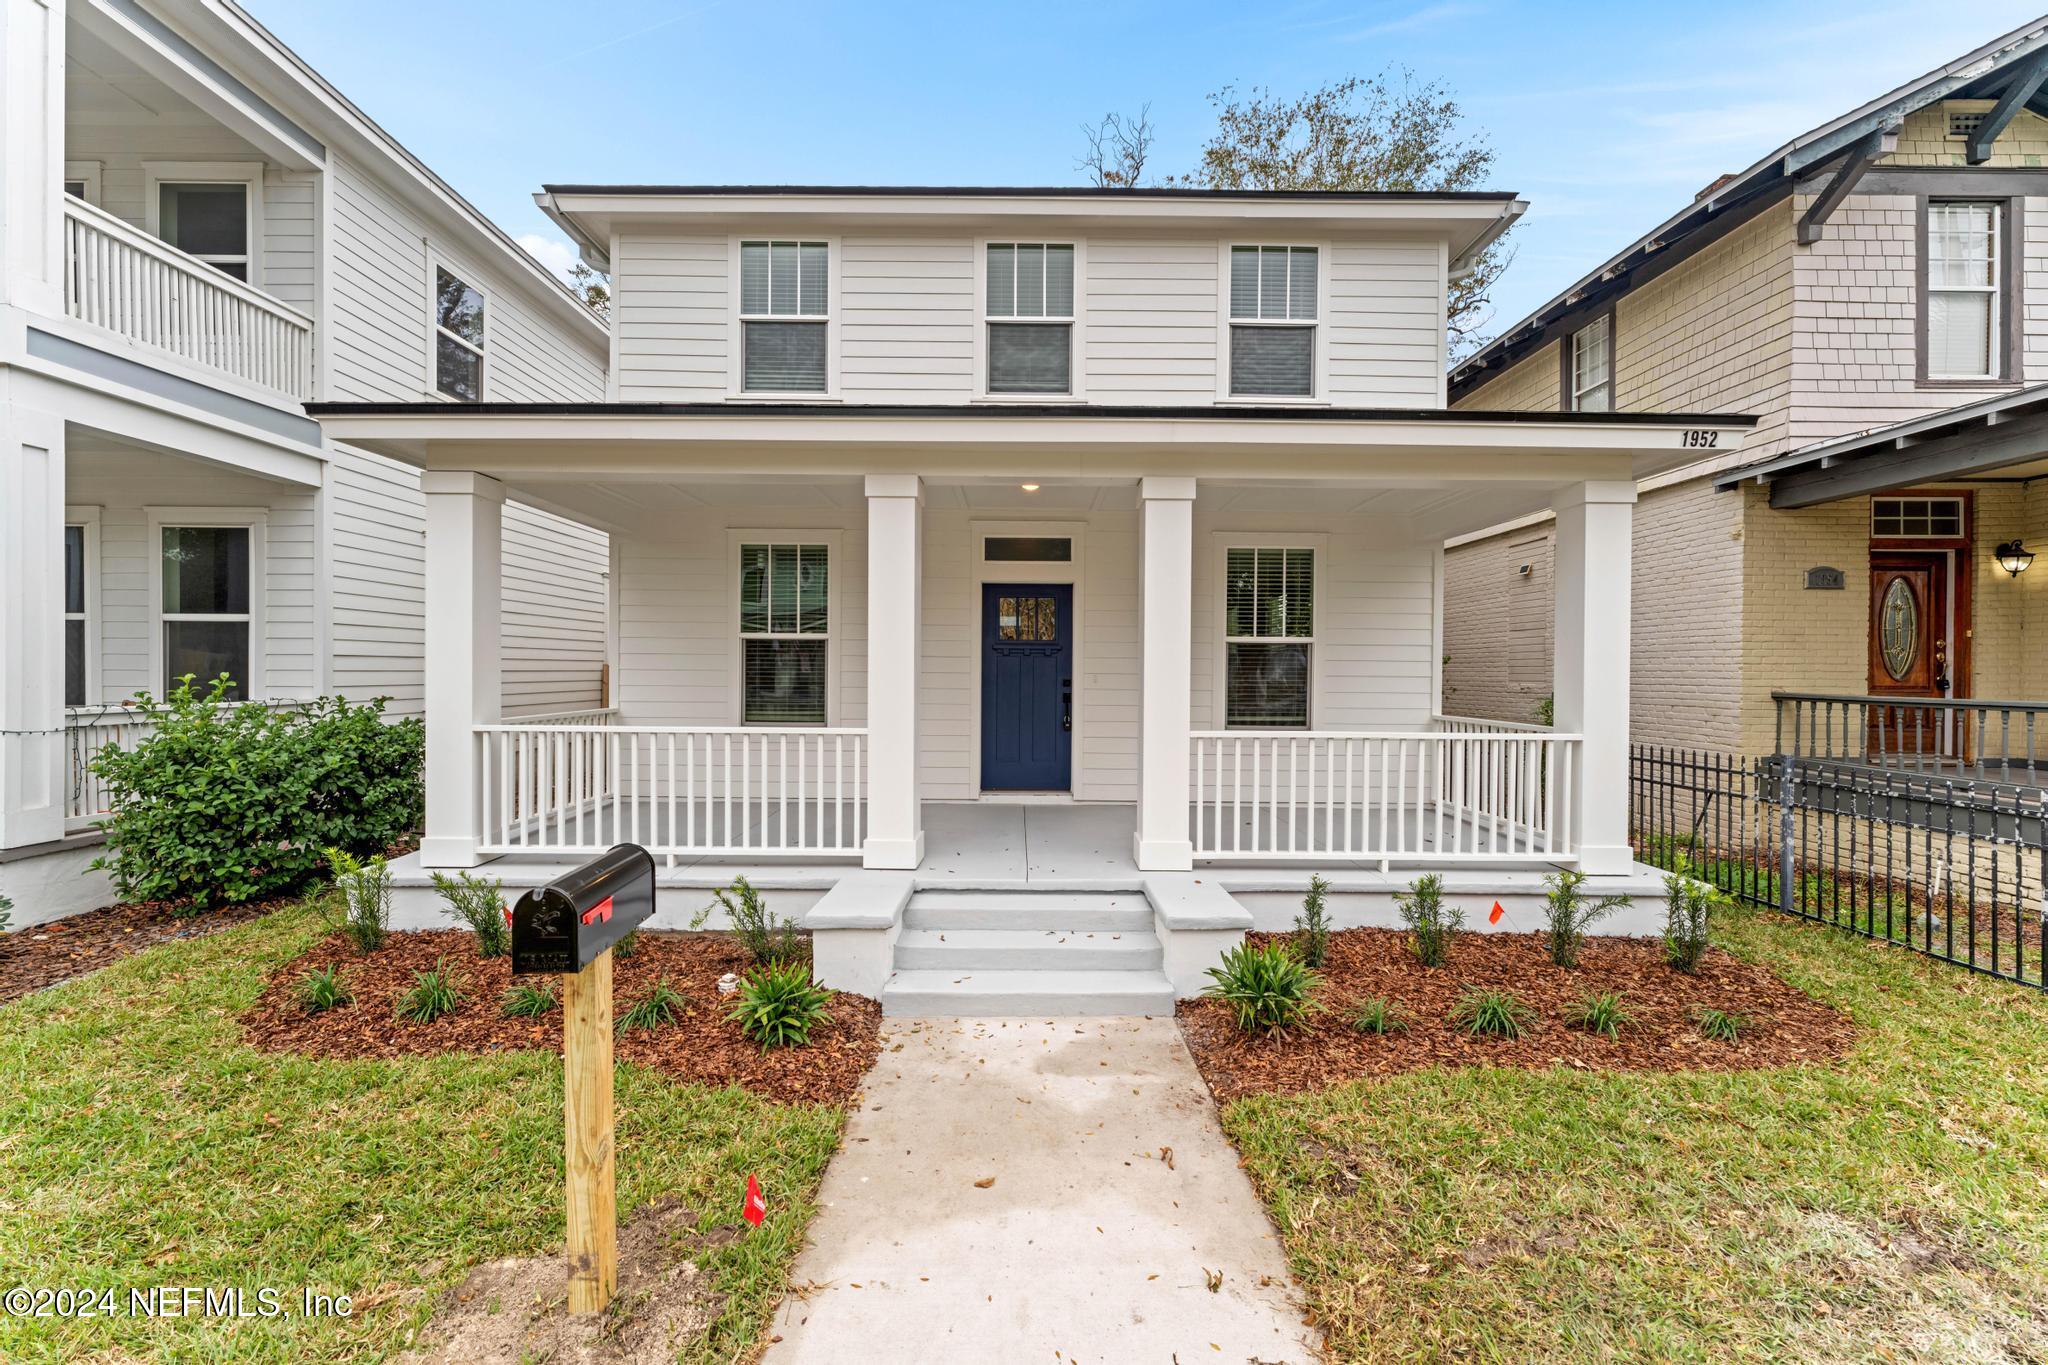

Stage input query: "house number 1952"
[{"left": 1681, "top": 430, "right": 1719, "bottom": 448}]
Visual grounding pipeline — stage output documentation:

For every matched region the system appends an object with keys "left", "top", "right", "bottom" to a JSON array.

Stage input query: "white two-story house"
[
  {"left": 0, "top": 0, "right": 613, "bottom": 922},
  {"left": 316, "top": 184, "right": 1757, "bottom": 1014}
]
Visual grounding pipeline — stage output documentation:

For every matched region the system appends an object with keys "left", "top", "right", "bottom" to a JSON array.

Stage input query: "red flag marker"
[
  {"left": 1488, "top": 900, "right": 1505, "bottom": 925},
  {"left": 581, "top": 895, "right": 614, "bottom": 926},
  {"left": 743, "top": 1173, "right": 767, "bottom": 1227}
]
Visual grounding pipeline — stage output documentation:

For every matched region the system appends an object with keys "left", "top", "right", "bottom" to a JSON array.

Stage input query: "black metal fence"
[{"left": 1631, "top": 744, "right": 2048, "bottom": 988}]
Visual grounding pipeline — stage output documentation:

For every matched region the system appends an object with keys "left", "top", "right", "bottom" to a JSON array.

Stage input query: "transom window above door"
[
  {"left": 738, "top": 542, "right": 829, "bottom": 724},
  {"left": 740, "top": 241, "right": 830, "bottom": 393},
  {"left": 157, "top": 183, "right": 249, "bottom": 281},
  {"left": 986, "top": 243, "right": 1074, "bottom": 394},
  {"left": 1228, "top": 245, "right": 1318, "bottom": 398},
  {"left": 1871, "top": 496, "right": 1965, "bottom": 539},
  {"left": 1223, "top": 546, "right": 1315, "bottom": 727}
]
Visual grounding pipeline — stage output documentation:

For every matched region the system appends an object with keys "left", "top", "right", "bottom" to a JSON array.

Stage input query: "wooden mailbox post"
[{"left": 510, "top": 843, "right": 656, "bottom": 1315}]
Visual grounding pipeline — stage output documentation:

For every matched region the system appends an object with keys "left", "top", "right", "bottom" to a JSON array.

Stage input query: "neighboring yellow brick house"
[{"left": 1447, "top": 23, "right": 2048, "bottom": 762}]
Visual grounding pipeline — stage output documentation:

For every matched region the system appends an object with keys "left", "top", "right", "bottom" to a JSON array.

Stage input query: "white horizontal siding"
[
  {"left": 1084, "top": 238, "right": 1220, "bottom": 403},
  {"left": 839, "top": 235, "right": 975, "bottom": 400},
  {"left": 613, "top": 232, "right": 729, "bottom": 400},
  {"left": 1324, "top": 241, "right": 1446, "bottom": 405}
]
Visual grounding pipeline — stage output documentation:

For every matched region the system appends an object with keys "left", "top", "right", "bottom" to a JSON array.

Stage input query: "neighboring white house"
[
  {"left": 0, "top": 0, "right": 613, "bottom": 923},
  {"left": 317, "top": 185, "right": 1758, "bottom": 1014}
]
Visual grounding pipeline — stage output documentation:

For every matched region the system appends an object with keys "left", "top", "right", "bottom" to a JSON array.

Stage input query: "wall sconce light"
[{"left": 1995, "top": 539, "right": 2035, "bottom": 577}]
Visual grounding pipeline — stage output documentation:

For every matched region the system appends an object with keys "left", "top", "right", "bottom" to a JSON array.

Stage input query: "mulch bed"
[
  {"left": 0, "top": 895, "right": 290, "bottom": 1006},
  {"left": 242, "top": 930, "right": 881, "bottom": 1107},
  {"left": 1178, "top": 929, "right": 1856, "bottom": 1102}
]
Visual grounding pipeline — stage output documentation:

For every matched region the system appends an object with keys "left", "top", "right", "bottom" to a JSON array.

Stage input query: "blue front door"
[{"left": 981, "top": 583, "right": 1072, "bottom": 791}]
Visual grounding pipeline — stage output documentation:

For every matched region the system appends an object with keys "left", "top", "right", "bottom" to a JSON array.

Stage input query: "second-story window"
[
  {"left": 434, "top": 268, "right": 485, "bottom": 401},
  {"left": 1927, "top": 201, "right": 2001, "bottom": 380},
  {"left": 1229, "top": 245, "right": 1317, "bottom": 397},
  {"left": 157, "top": 183, "right": 249, "bottom": 281},
  {"left": 1568, "top": 315, "right": 1612, "bottom": 412},
  {"left": 740, "top": 241, "right": 829, "bottom": 393},
  {"left": 986, "top": 243, "right": 1074, "bottom": 394}
]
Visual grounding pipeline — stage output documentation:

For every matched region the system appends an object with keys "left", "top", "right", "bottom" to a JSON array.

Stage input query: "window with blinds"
[
  {"left": 1228, "top": 245, "right": 1317, "bottom": 397},
  {"left": 1223, "top": 546, "right": 1314, "bottom": 727},
  {"left": 1570, "top": 315, "right": 1612, "bottom": 412},
  {"left": 740, "top": 241, "right": 829, "bottom": 392},
  {"left": 739, "top": 542, "right": 829, "bottom": 723},
  {"left": 1927, "top": 202, "right": 1999, "bottom": 379},
  {"left": 987, "top": 243, "right": 1074, "bottom": 393}
]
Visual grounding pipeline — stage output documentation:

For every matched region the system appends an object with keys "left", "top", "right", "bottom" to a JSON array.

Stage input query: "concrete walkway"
[{"left": 762, "top": 1017, "right": 1319, "bottom": 1365}]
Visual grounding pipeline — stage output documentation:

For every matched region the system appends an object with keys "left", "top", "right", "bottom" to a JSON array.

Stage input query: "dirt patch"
[
  {"left": 396, "top": 1197, "right": 723, "bottom": 1365},
  {"left": 242, "top": 929, "right": 880, "bottom": 1106},
  {"left": 0, "top": 894, "right": 290, "bottom": 1005},
  {"left": 1179, "top": 928, "right": 1855, "bottom": 1101}
]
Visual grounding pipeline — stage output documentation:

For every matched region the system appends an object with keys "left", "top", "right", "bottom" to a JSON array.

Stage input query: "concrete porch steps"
[{"left": 881, "top": 889, "right": 1173, "bottom": 1017}]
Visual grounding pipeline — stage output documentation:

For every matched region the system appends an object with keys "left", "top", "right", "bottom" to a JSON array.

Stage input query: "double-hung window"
[
  {"left": 740, "top": 241, "right": 829, "bottom": 393},
  {"left": 161, "top": 526, "right": 252, "bottom": 699},
  {"left": 64, "top": 525, "right": 88, "bottom": 707},
  {"left": 739, "top": 542, "right": 829, "bottom": 723},
  {"left": 1223, "top": 546, "right": 1314, "bottom": 727},
  {"left": 986, "top": 243, "right": 1074, "bottom": 394},
  {"left": 157, "top": 183, "right": 249, "bottom": 281},
  {"left": 1568, "top": 315, "right": 1613, "bottom": 411},
  {"left": 1927, "top": 201, "right": 2001, "bottom": 380},
  {"left": 1228, "top": 245, "right": 1318, "bottom": 397},
  {"left": 434, "top": 267, "right": 486, "bottom": 400}
]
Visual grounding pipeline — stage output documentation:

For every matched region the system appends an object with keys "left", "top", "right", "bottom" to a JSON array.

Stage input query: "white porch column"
[
  {"left": 863, "top": 474, "right": 923, "bottom": 869},
  {"left": 0, "top": 0, "right": 66, "bottom": 317},
  {"left": 420, "top": 471, "right": 502, "bottom": 869},
  {"left": 1552, "top": 479, "right": 1636, "bottom": 875},
  {"left": 1134, "top": 476, "right": 1195, "bottom": 871},
  {"left": 0, "top": 402, "right": 66, "bottom": 849}
]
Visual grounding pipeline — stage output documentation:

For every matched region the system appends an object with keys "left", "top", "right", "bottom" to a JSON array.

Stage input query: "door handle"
[{"left": 1062, "top": 679, "right": 1073, "bottom": 732}]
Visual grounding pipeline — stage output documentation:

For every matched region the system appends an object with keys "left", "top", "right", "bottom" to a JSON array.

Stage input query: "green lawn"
[
  {"left": 1224, "top": 903, "right": 2048, "bottom": 1363},
  {"left": 0, "top": 905, "right": 844, "bottom": 1364}
]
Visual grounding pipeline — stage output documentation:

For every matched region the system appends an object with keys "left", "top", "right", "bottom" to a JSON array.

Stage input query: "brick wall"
[
  {"left": 1737, "top": 488, "right": 1872, "bottom": 754},
  {"left": 1974, "top": 483, "right": 2036, "bottom": 699},
  {"left": 1442, "top": 523, "right": 1553, "bottom": 723},
  {"left": 1634, "top": 478, "right": 1748, "bottom": 750}
]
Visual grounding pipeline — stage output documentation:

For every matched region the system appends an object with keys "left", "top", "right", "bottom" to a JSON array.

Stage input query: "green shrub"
[
  {"left": 500, "top": 980, "right": 557, "bottom": 1019},
  {"left": 1695, "top": 1007, "right": 1745, "bottom": 1043},
  {"left": 394, "top": 960, "right": 462, "bottom": 1023},
  {"left": 618, "top": 978, "right": 689, "bottom": 1033},
  {"left": 432, "top": 870, "right": 508, "bottom": 957},
  {"left": 695, "top": 875, "right": 803, "bottom": 964},
  {"left": 1452, "top": 987, "right": 1535, "bottom": 1039},
  {"left": 322, "top": 848, "right": 390, "bottom": 954},
  {"left": 1567, "top": 992, "right": 1632, "bottom": 1039},
  {"left": 1348, "top": 996, "right": 1408, "bottom": 1035},
  {"left": 1293, "top": 873, "right": 1332, "bottom": 968},
  {"left": 728, "top": 961, "right": 834, "bottom": 1049},
  {"left": 1663, "top": 874, "right": 1714, "bottom": 974},
  {"left": 0, "top": 891, "right": 11, "bottom": 936},
  {"left": 1203, "top": 941, "right": 1318, "bottom": 1036},
  {"left": 1542, "top": 869, "right": 1632, "bottom": 968},
  {"left": 87, "top": 679, "right": 423, "bottom": 910},
  {"left": 612, "top": 930, "right": 641, "bottom": 960},
  {"left": 1396, "top": 873, "right": 1462, "bottom": 967},
  {"left": 295, "top": 964, "right": 352, "bottom": 1013}
]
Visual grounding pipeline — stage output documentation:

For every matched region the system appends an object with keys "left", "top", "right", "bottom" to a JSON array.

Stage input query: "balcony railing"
[
  {"left": 477, "top": 723, "right": 867, "bottom": 860},
  {"left": 1188, "top": 717, "right": 1581, "bottom": 863},
  {"left": 63, "top": 197, "right": 313, "bottom": 400},
  {"left": 1774, "top": 692, "right": 2048, "bottom": 785}
]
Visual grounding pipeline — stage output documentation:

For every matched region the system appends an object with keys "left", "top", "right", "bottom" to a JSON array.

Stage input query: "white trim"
[
  {"left": 972, "top": 238, "right": 1088, "bottom": 401},
  {"left": 63, "top": 161, "right": 102, "bottom": 207},
  {"left": 966, "top": 520, "right": 1088, "bottom": 797},
  {"left": 726, "top": 528, "right": 843, "bottom": 727},
  {"left": 146, "top": 507, "right": 268, "bottom": 701},
  {"left": 1215, "top": 241, "right": 1330, "bottom": 404},
  {"left": 142, "top": 161, "right": 264, "bottom": 284},
  {"left": 1209, "top": 531, "right": 1328, "bottom": 730},
  {"left": 426, "top": 255, "right": 488, "bottom": 401},
  {"left": 728, "top": 235, "right": 841, "bottom": 399},
  {"left": 63, "top": 507, "right": 103, "bottom": 707}
]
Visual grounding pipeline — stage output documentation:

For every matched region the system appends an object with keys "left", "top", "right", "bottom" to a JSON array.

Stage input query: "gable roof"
[{"left": 1448, "top": 17, "right": 2048, "bottom": 401}]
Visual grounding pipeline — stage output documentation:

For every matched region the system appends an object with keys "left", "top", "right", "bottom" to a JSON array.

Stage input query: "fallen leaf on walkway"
[
  {"left": 1203, "top": 1268, "right": 1222, "bottom": 1292},
  {"left": 1160, "top": 1146, "right": 1175, "bottom": 1170},
  {"left": 974, "top": 1177, "right": 996, "bottom": 1189}
]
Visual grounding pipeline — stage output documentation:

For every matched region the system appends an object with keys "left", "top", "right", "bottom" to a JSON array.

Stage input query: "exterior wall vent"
[{"left": 1948, "top": 111, "right": 1987, "bottom": 139}]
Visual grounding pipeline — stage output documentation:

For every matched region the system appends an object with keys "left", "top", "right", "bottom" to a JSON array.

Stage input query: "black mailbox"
[{"left": 510, "top": 844, "right": 657, "bottom": 974}]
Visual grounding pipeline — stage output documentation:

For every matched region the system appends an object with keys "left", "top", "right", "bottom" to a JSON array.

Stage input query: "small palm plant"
[
  {"left": 431, "top": 870, "right": 508, "bottom": 957},
  {"left": 1396, "top": 873, "right": 1462, "bottom": 967},
  {"left": 1293, "top": 874, "right": 1332, "bottom": 968},
  {"left": 1203, "top": 941, "right": 1318, "bottom": 1036},
  {"left": 1663, "top": 874, "right": 1714, "bottom": 974},
  {"left": 1542, "top": 869, "right": 1631, "bottom": 969},
  {"left": 728, "top": 961, "right": 834, "bottom": 1049}
]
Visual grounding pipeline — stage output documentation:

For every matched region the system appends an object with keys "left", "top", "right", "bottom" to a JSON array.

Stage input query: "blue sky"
[{"left": 253, "top": 0, "right": 2048, "bottom": 336}]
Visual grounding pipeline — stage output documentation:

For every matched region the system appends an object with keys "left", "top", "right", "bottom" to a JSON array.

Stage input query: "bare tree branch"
[{"left": 1077, "top": 104, "right": 1155, "bottom": 188}]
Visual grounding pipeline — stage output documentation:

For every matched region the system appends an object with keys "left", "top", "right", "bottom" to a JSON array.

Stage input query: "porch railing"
[
  {"left": 477, "top": 723, "right": 867, "bottom": 860},
  {"left": 1188, "top": 723, "right": 1581, "bottom": 863},
  {"left": 63, "top": 197, "right": 313, "bottom": 400},
  {"left": 1775, "top": 692, "right": 2048, "bottom": 784}
]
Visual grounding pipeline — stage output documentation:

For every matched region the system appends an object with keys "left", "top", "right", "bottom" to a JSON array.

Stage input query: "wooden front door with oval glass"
[
  {"left": 1867, "top": 555, "right": 1950, "bottom": 755},
  {"left": 981, "top": 583, "right": 1073, "bottom": 791}
]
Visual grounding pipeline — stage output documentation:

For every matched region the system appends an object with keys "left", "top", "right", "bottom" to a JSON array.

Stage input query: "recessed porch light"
[{"left": 1020, "top": 483, "right": 1041, "bottom": 492}]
